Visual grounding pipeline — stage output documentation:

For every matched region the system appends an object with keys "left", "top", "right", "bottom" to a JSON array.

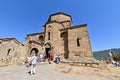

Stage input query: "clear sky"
[{"left": 0, "top": 0, "right": 120, "bottom": 51}]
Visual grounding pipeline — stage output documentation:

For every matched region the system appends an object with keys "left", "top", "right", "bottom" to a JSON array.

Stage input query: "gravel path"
[{"left": 0, "top": 62, "right": 120, "bottom": 80}]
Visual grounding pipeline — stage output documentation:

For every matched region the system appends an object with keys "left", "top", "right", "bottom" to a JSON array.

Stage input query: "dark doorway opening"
[
  {"left": 30, "top": 48, "right": 39, "bottom": 55},
  {"left": 45, "top": 48, "right": 50, "bottom": 58}
]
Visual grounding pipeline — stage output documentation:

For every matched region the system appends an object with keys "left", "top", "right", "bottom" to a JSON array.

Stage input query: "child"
[
  {"left": 50, "top": 53, "right": 54, "bottom": 61},
  {"left": 26, "top": 55, "right": 32, "bottom": 67}
]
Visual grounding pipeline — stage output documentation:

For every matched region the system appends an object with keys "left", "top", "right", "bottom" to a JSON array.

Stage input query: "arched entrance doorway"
[
  {"left": 44, "top": 42, "right": 52, "bottom": 58},
  {"left": 30, "top": 48, "right": 39, "bottom": 55}
]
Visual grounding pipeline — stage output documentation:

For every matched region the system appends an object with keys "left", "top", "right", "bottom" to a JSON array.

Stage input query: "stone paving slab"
[{"left": 0, "top": 63, "right": 120, "bottom": 80}]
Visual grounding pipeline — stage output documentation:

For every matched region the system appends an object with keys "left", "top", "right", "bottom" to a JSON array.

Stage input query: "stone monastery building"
[{"left": 0, "top": 12, "right": 93, "bottom": 64}]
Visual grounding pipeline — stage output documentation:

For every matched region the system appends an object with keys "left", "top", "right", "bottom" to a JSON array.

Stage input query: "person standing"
[
  {"left": 43, "top": 52, "right": 46, "bottom": 62},
  {"left": 48, "top": 50, "right": 51, "bottom": 64},
  {"left": 50, "top": 53, "right": 54, "bottom": 61},
  {"left": 56, "top": 55, "right": 60, "bottom": 64},
  {"left": 40, "top": 53, "right": 43, "bottom": 62},
  {"left": 30, "top": 50, "right": 37, "bottom": 75},
  {"left": 26, "top": 55, "right": 32, "bottom": 67}
]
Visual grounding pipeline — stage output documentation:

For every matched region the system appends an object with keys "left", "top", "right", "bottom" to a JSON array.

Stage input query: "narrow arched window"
[
  {"left": 77, "top": 38, "right": 80, "bottom": 47},
  {"left": 0, "top": 42, "right": 1, "bottom": 46},
  {"left": 48, "top": 32, "right": 50, "bottom": 40},
  {"left": 7, "top": 49, "right": 11, "bottom": 56}
]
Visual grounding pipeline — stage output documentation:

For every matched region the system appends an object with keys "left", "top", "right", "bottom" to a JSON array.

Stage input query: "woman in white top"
[{"left": 30, "top": 50, "right": 37, "bottom": 75}]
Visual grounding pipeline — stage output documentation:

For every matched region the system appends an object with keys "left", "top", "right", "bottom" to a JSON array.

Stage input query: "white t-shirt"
[
  {"left": 31, "top": 56, "right": 37, "bottom": 64},
  {"left": 40, "top": 54, "right": 43, "bottom": 59}
]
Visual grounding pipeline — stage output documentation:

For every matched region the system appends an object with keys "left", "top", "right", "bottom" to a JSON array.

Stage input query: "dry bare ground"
[{"left": 0, "top": 62, "right": 120, "bottom": 80}]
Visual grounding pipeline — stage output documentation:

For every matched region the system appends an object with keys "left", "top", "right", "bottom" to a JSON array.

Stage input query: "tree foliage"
[
  {"left": 93, "top": 48, "right": 120, "bottom": 60},
  {"left": 112, "top": 54, "right": 120, "bottom": 61}
]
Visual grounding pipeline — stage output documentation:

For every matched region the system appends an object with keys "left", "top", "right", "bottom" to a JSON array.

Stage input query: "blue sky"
[{"left": 0, "top": 0, "right": 120, "bottom": 51}]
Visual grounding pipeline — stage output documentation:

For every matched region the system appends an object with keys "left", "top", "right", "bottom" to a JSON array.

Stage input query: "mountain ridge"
[{"left": 93, "top": 48, "right": 120, "bottom": 60}]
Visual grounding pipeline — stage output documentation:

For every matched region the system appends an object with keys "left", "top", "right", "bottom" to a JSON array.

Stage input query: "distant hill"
[{"left": 93, "top": 48, "right": 120, "bottom": 60}]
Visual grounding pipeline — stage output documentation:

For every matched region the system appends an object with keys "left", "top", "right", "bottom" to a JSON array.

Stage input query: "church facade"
[
  {"left": 0, "top": 12, "right": 93, "bottom": 64},
  {"left": 25, "top": 12, "right": 93, "bottom": 60}
]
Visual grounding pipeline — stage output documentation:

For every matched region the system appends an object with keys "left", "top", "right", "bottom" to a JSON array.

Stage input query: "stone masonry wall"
[
  {"left": 50, "top": 14, "right": 72, "bottom": 23},
  {"left": 45, "top": 22, "right": 64, "bottom": 56},
  {"left": 68, "top": 26, "right": 93, "bottom": 60},
  {"left": 0, "top": 40, "right": 25, "bottom": 65}
]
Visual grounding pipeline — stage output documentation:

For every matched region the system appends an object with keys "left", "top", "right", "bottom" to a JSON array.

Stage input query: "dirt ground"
[{"left": 0, "top": 62, "right": 120, "bottom": 80}]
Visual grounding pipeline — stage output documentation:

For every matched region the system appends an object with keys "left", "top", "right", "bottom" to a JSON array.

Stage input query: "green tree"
[{"left": 112, "top": 53, "right": 120, "bottom": 61}]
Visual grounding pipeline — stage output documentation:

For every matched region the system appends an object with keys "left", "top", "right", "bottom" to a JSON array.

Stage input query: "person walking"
[
  {"left": 30, "top": 50, "right": 37, "bottom": 75},
  {"left": 48, "top": 50, "right": 51, "bottom": 64}
]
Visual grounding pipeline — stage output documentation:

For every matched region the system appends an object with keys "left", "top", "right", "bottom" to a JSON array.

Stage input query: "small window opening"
[
  {"left": 77, "top": 38, "right": 80, "bottom": 47},
  {"left": 7, "top": 49, "right": 11, "bottom": 56},
  {"left": 39, "top": 35, "right": 44, "bottom": 41},
  {"left": 48, "top": 32, "right": 50, "bottom": 40}
]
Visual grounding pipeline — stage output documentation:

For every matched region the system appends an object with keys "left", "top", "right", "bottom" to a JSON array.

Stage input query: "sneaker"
[
  {"left": 28, "top": 71, "right": 31, "bottom": 74},
  {"left": 33, "top": 73, "right": 35, "bottom": 75}
]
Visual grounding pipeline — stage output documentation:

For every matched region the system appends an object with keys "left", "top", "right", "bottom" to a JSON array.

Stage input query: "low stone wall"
[
  {"left": 0, "top": 56, "right": 26, "bottom": 66},
  {"left": 61, "top": 58, "right": 109, "bottom": 70}
]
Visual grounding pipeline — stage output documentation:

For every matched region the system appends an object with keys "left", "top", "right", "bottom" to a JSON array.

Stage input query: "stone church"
[
  {"left": 0, "top": 12, "right": 93, "bottom": 64},
  {"left": 25, "top": 12, "right": 93, "bottom": 60}
]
